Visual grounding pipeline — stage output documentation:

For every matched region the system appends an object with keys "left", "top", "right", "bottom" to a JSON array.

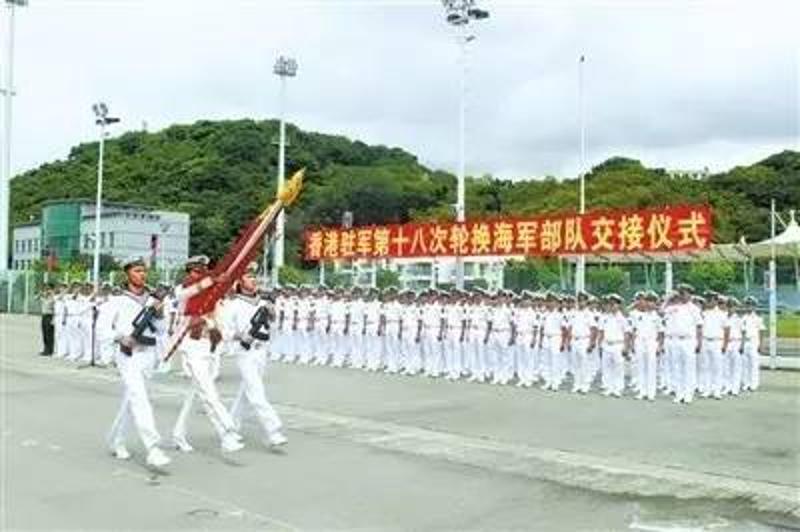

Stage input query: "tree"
[
  {"left": 503, "top": 259, "right": 560, "bottom": 292},
  {"left": 278, "top": 265, "right": 310, "bottom": 287},
  {"left": 376, "top": 268, "right": 401, "bottom": 289},
  {"left": 586, "top": 266, "right": 626, "bottom": 295},
  {"left": 685, "top": 261, "right": 735, "bottom": 294}
]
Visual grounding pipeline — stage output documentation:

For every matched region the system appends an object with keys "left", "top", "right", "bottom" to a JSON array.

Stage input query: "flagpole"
[{"left": 576, "top": 54, "right": 587, "bottom": 293}]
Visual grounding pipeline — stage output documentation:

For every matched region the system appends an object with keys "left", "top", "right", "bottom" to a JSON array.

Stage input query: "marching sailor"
[
  {"left": 225, "top": 263, "right": 288, "bottom": 447},
  {"left": 104, "top": 256, "right": 171, "bottom": 468},
  {"left": 171, "top": 255, "right": 244, "bottom": 453}
]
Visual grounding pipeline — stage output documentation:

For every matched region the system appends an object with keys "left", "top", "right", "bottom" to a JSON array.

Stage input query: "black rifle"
[
  {"left": 240, "top": 306, "right": 271, "bottom": 350},
  {"left": 121, "top": 305, "right": 159, "bottom": 356}
]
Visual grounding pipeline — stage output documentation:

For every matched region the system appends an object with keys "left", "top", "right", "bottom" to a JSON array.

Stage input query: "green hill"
[{"left": 10, "top": 118, "right": 799, "bottom": 266}]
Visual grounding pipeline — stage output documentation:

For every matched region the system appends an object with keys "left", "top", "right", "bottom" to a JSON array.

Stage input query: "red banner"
[{"left": 303, "top": 204, "right": 712, "bottom": 261}]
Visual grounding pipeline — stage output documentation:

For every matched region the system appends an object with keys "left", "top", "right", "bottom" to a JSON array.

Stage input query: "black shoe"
[{"left": 39, "top": 351, "right": 53, "bottom": 357}]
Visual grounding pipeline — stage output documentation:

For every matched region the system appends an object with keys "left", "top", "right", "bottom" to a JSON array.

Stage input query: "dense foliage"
[{"left": 10, "top": 119, "right": 798, "bottom": 271}]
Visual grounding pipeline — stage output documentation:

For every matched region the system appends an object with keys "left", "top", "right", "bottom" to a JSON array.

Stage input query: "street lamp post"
[
  {"left": 270, "top": 55, "right": 298, "bottom": 288},
  {"left": 1, "top": 0, "right": 27, "bottom": 274},
  {"left": 441, "top": 0, "right": 488, "bottom": 290},
  {"left": 91, "top": 102, "right": 119, "bottom": 291}
]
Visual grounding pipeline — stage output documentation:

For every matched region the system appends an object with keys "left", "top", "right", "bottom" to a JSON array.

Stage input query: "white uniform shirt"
[
  {"left": 726, "top": 313, "right": 743, "bottom": 341},
  {"left": 422, "top": 303, "right": 442, "bottom": 338},
  {"left": 541, "top": 310, "right": 565, "bottom": 338},
  {"left": 702, "top": 307, "right": 728, "bottom": 340},
  {"left": 570, "top": 308, "right": 597, "bottom": 340},
  {"left": 672, "top": 302, "right": 702, "bottom": 338},
  {"left": 102, "top": 290, "right": 164, "bottom": 355},
  {"left": 328, "top": 300, "right": 344, "bottom": 333},
  {"left": 517, "top": 307, "right": 538, "bottom": 345},
  {"left": 442, "top": 304, "right": 462, "bottom": 340},
  {"left": 467, "top": 304, "right": 486, "bottom": 340},
  {"left": 364, "top": 301, "right": 382, "bottom": 335},
  {"left": 632, "top": 310, "right": 663, "bottom": 342},
  {"left": 384, "top": 301, "right": 402, "bottom": 336},
  {"left": 490, "top": 305, "right": 514, "bottom": 342},
  {"left": 742, "top": 313, "right": 765, "bottom": 344},
  {"left": 223, "top": 295, "right": 268, "bottom": 353},
  {"left": 599, "top": 311, "right": 629, "bottom": 344}
]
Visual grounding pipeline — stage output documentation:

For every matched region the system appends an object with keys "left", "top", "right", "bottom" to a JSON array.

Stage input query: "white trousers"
[
  {"left": 54, "top": 318, "right": 67, "bottom": 358},
  {"left": 66, "top": 320, "right": 85, "bottom": 361},
  {"left": 365, "top": 333, "right": 383, "bottom": 371},
  {"left": 516, "top": 339, "right": 537, "bottom": 385},
  {"left": 443, "top": 336, "right": 462, "bottom": 379},
  {"left": 330, "top": 332, "right": 348, "bottom": 367},
  {"left": 675, "top": 339, "right": 698, "bottom": 402},
  {"left": 742, "top": 341, "right": 760, "bottom": 390},
  {"left": 571, "top": 340, "right": 591, "bottom": 392},
  {"left": 491, "top": 337, "right": 514, "bottom": 384},
  {"left": 601, "top": 343, "right": 624, "bottom": 394},
  {"left": 541, "top": 336, "right": 562, "bottom": 387},
  {"left": 667, "top": 339, "right": 681, "bottom": 394},
  {"left": 107, "top": 347, "right": 161, "bottom": 450},
  {"left": 384, "top": 331, "right": 402, "bottom": 373},
  {"left": 173, "top": 339, "right": 236, "bottom": 442},
  {"left": 231, "top": 348, "right": 282, "bottom": 438},
  {"left": 726, "top": 341, "right": 743, "bottom": 394},
  {"left": 404, "top": 338, "right": 424, "bottom": 375},
  {"left": 464, "top": 335, "right": 484, "bottom": 379},
  {"left": 423, "top": 336, "right": 443, "bottom": 376},
  {"left": 636, "top": 339, "right": 658, "bottom": 399}
]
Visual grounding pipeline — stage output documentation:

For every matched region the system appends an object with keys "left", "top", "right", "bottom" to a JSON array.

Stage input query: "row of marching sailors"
[
  {"left": 45, "top": 256, "right": 287, "bottom": 469},
  {"left": 267, "top": 283, "right": 765, "bottom": 404}
]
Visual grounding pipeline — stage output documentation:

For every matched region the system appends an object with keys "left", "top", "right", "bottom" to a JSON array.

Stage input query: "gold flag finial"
[{"left": 278, "top": 168, "right": 305, "bottom": 206}]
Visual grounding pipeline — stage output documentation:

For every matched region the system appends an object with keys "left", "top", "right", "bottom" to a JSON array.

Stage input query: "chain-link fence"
[{"left": 0, "top": 267, "right": 188, "bottom": 314}]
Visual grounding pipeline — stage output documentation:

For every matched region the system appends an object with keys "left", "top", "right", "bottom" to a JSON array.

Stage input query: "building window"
[
  {"left": 109, "top": 231, "right": 114, "bottom": 248},
  {"left": 84, "top": 234, "right": 90, "bottom": 249},
  {"left": 101, "top": 232, "right": 106, "bottom": 248}
]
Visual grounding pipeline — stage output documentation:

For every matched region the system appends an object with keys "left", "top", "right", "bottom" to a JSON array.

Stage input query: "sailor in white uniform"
[
  {"left": 103, "top": 256, "right": 171, "bottom": 468},
  {"left": 224, "top": 263, "right": 288, "bottom": 447}
]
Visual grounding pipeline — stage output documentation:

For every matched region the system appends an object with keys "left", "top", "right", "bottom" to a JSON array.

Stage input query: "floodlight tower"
[
  {"left": 91, "top": 102, "right": 120, "bottom": 289},
  {"left": 1, "top": 0, "right": 28, "bottom": 273},
  {"left": 270, "top": 55, "right": 298, "bottom": 287},
  {"left": 441, "top": 0, "right": 489, "bottom": 289}
]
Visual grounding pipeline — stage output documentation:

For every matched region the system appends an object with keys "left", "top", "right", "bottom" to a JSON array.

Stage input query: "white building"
[{"left": 11, "top": 199, "right": 190, "bottom": 272}]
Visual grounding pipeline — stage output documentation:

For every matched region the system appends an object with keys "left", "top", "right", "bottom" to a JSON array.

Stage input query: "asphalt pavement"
[{"left": 1, "top": 314, "right": 799, "bottom": 531}]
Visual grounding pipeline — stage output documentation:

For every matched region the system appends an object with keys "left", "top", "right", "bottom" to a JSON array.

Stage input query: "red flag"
[{"left": 182, "top": 169, "right": 304, "bottom": 317}]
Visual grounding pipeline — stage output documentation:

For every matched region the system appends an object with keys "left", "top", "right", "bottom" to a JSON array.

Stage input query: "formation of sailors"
[
  {"left": 268, "top": 283, "right": 766, "bottom": 403},
  {"left": 38, "top": 260, "right": 767, "bottom": 470}
]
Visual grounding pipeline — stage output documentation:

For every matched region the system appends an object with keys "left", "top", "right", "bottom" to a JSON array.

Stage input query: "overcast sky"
[{"left": 3, "top": 0, "right": 798, "bottom": 180}]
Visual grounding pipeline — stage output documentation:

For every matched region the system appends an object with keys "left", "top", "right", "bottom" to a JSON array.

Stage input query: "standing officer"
[
  {"left": 741, "top": 296, "right": 765, "bottom": 392},
  {"left": 672, "top": 284, "right": 703, "bottom": 404},
  {"left": 39, "top": 284, "right": 55, "bottom": 356},
  {"left": 595, "top": 294, "right": 629, "bottom": 397},
  {"left": 631, "top": 291, "right": 663, "bottom": 401},
  {"left": 569, "top": 292, "right": 597, "bottom": 394}
]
